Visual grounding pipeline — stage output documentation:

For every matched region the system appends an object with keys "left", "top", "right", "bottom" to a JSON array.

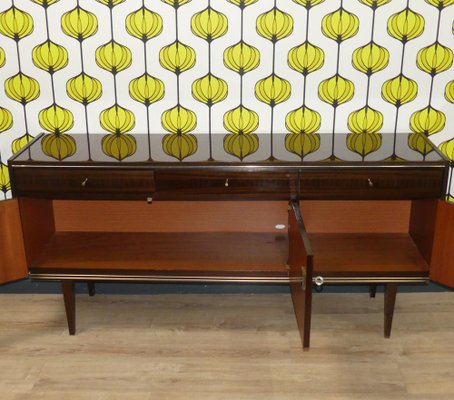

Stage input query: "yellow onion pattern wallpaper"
[{"left": 0, "top": 0, "right": 453, "bottom": 198}]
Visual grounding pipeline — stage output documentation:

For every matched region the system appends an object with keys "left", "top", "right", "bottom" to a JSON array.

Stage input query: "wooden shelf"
[
  {"left": 309, "top": 233, "right": 429, "bottom": 277},
  {"left": 30, "top": 232, "right": 289, "bottom": 279}
]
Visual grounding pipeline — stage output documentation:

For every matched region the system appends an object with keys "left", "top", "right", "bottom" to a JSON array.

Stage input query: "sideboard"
[{"left": 1, "top": 131, "right": 454, "bottom": 349}]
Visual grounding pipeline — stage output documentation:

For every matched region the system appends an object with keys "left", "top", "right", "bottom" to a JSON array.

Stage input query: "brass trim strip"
[
  {"left": 314, "top": 277, "right": 429, "bottom": 284},
  {"left": 29, "top": 273, "right": 302, "bottom": 284}
]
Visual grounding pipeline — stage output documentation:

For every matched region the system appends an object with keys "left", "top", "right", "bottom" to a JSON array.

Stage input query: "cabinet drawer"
[
  {"left": 13, "top": 168, "right": 155, "bottom": 200},
  {"left": 299, "top": 169, "right": 445, "bottom": 199},
  {"left": 155, "top": 170, "right": 298, "bottom": 199}
]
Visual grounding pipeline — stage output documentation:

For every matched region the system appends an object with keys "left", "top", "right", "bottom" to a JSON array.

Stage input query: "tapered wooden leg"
[
  {"left": 290, "top": 276, "right": 313, "bottom": 350},
  {"left": 62, "top": 281, "right": 76, "bottom": 335},
  {"left": 369, "top": 284, "right": 377, "bottom": 298},
  {"left": 87, "top": 282, "right": 95, "bottom": 297},
  {"left": 384, "top": 283, "right": 398, "bottom": 338}
]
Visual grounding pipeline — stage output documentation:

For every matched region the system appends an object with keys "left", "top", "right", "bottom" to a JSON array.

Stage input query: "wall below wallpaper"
[{"left": 0, "top": 0, "right": 453, "bottom": 199}]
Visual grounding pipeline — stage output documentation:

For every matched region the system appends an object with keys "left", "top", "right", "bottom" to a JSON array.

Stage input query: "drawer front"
[
  {"left": 155, "top": 170, "right": 298, "bottom": 199},
  {"left": 299, "top": 169, "right": 445, "bottom": 199},
  {"left": 13, "top": 168, "right": 155, "bottom": 199}
]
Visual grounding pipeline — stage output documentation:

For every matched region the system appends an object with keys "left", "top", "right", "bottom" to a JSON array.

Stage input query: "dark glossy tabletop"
[{"left": 9, "top": 131, "right": 446, "bottom": 165}]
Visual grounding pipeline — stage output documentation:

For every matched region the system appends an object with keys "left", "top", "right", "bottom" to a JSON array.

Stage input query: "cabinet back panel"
[{"left": 53, "top": 200, "right": 410, "bottom": 234}]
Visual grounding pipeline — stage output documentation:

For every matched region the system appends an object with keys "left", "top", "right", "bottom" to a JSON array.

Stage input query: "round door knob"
[
  {"left": 225, "top": 178, "right": 229, "bottom": 187},
  {"left": 81, "top": 178, "right": 89, "bottom": 187},
  {"left": 367, "top": 178, "right": 374, "bottom": 188}
]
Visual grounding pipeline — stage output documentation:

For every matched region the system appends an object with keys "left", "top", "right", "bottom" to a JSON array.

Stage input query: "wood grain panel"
[
  {"left": 30, "top": 232, "right": 288, "bottom": 274},
  {"left": 19, "top": 198, "right": 55, "bottom": 266},
  {"left": 53, "top": 200, "right": 410, "bottom": 233},
  {"left": 13, "top": 168, "right": 155, "bottom": 200},
  {"left": 430, "top": 200, "right": 454, "bottom": 288},
  {"left": 299, "top": 169, "right": 445, "bottom": 199},
  {"left": 310, "top": 233, "right": 428, "bottom": 276},
  {"left": 0, "top": 199, "right": 27, "bottom": 284},
  {"left": 300, "top": 200, "right": 410, "bottom": 233},
  {"left": 155, "top": 170, "right": 298, "bottom": 200},
  {"left": 409, "top": 200, "right": 438, "bottom": 265}
]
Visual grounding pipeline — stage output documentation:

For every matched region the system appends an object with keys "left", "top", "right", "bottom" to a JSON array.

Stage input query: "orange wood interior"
[
  {"left": 31, "top": 232, "right": 288, "bottom": 273},
  {"left": 430, "top": 200, "right": 454, "bottom": 287},
  {"left": 53, "top": 200, "right": 411, "bottom": 234},
  {"left": 0, "top": 199, "right": 28, "bottom": 284},
  {"left": 310, "top": 233, "right": 428, "bottom": 274}
]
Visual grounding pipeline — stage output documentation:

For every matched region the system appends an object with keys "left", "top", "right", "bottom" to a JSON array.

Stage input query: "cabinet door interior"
[{"left": 0, "top": 199, "right": 28, "bottom": 285}]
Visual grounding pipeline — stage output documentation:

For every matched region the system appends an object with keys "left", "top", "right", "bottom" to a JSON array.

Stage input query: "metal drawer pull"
[
  {"left": 367, "top": 178, "right": 374, "bottom": 187},
  {"left": 81, "top": 178, "right": 89, "bottom": 187},
  {"left": 225, "top": 178, "right": 229, "bottom": 187}
]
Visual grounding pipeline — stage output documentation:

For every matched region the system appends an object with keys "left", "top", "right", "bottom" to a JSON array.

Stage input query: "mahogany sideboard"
[{"left": 2, "top": 132, "right": 454, "bottom": 349}]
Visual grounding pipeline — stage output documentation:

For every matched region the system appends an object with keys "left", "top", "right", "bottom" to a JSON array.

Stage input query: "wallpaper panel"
[{"left": 0, "top": 0, "right": 453, "bottom": 199}]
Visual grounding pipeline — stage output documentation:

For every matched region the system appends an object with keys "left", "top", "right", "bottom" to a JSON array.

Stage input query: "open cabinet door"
[
  {"left": 0, "top": 199, "right": 28, "bottom": 285},
  {"left": 288, "top": 201, "right": 314, "bottom": 349},
  {"left": 430, "top": 200, "right": 454, "bottom": 288}
]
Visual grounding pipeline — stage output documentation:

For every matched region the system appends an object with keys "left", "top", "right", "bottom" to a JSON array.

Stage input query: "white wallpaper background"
[{"left": 0, "top": 0, "right": 453, "bottom": 199}]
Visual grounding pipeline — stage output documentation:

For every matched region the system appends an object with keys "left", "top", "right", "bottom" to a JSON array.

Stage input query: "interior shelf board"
[
  {"left": 31, "top": 232, "right": 289, "bottom": 275},
  {"left": 309, "top": 233, "right": 429, "bottom": 276}
]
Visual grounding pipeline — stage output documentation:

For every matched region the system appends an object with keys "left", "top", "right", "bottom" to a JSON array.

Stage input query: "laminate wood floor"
[{"left": 1, "top": 292, "right": 454, "bottom": 400}]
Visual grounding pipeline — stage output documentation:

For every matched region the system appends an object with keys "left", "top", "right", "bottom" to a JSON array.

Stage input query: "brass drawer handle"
[
  {"left": 225, "top": 178, "right": 229, "bottom": 187},
  {"left": 81, "top": 178, "right": 89, "bottom": 187},
  {"left": 367, "top": 178, "right": 374, "bottom": 188}
]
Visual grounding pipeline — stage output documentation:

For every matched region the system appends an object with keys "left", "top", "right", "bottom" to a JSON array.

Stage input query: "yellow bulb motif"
[
  {"left": 224, "top": 106, "right": 259, "bottom": 135},
  {"left": 192, "top": 74, "right": 228, "bottom": 106},
  {"left": 417, "top": 42, "right": 453, "bottom": 76},
  {"left": 100, "top": 105, "right": 135, "bottom": 135},
  {"left": 347, "top": 132, "right": 382, "bottom": 158},
  {"left": 318, "top": 75, "right": 355, "bottom": 107},
  {"left": 348, "top": 106, "right": 383, "bottom": 134},
  {"left": 256, "top": 8, "right": 293, "bottom": 42},
  {"left": 191, "top": 7, "right": 228, "bottom": 42},
  {"left": 32, "top": 40, "right": 68, "bottom": 74},
  {"left": 0, "top": 107, "right": 13, "bottom": 133},
  {"left": 445, "top": 81, "right": 454, "bottom": 104},
  {"left": 288, "top": 42, "right": 324, "bottom": 76},
  {"left": 163, "top": 133, "right": 197, "bottom": 161},
  {"left": 0, "top": 7, "right": 34, "bottom": 41},
  {"left": 224, "top": 42, "right": 260, "bottom": 75},
  {"left": 352, "top": 42, "right": 389, "bottom": 76},
  {"left": 381, "top": 75, "right": 418, "bottom": 107},
  {"left": 286, "top": 106, "right": 321, "bottom": 135},
  {"left": 255, "top": 75, "right": 291, "bottom": 107},
  {"left": 5, "top": 73, "right": 40, "bottom": 105},
  {"left": 0, "top": 163, "right": 11, "bottom": 193},
  {"left": 41, "top": 133, "right": 77, "bottom": 161},
  {"left": 39, "top": 104, "right": 74, "bottom": 134},
  {"left": 162, "top": 105, "right": 197, "bottom": 135},
  {"left": 12, "top": 134, "right": 34, "bottom": 154},
  {"left": 440, "top": 138, "right": 454, "bottom": 161},
  {"left": 0, "top": 47, "right": 5, "bottom": 67},
  {"left": 322, "top": 8, "right": 359, "bottom": 43},
  {"left": 159, "top": 41, "right": 196, "bottom": 75},
  {"left": 387, "top": 8, "right": 424, "bottom": 43},
  {"left": 61, "top": 6, "right": 98, "bottom": 41},
  {"left": 102, "top": 133, "right": 137, "bottom": 161},
  {"left": 129, "top": 74, "right": 165, "bottom": 106},
  {"left": 66, "top": 73, "right": 102, "bottom": 105},
  {"left": 126, "top": 7, "right": 163, "bottom": 41},
  {"left": 410, "top": 107, "right": 446, "bottom": 136},
  {"left": 96, "top": 41, "right": 132, "bottom": 74}
]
